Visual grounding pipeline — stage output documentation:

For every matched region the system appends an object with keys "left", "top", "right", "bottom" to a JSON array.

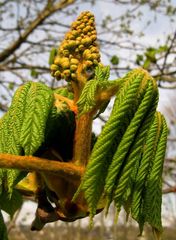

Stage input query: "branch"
[
  {"left": 163, "top": 186, "right": 176, "bottom": 194},
  {"left": 0, "top": 64, "right": 50, "bottom": 72},
  {"left": 0, "top": 153, "right": 84, "bottom": 181},
  {"left": 0, "top": 0, "right": 75, "bottom": 62}
]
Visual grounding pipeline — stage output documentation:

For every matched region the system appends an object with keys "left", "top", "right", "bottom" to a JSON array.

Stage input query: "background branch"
[{"left": 0, "top": 0, "right": 75, "bottom": 62}]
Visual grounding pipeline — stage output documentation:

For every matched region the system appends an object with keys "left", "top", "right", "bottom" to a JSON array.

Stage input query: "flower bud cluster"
[{"left": 50, "top": 11, "right": 101, "bottom": 82}]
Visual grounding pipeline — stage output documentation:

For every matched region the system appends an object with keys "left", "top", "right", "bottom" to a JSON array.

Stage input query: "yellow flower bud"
[
  {"left": 93, "top": 59, "right": 99, "bottom": 65},
  {"left": 67, "top": 40, "right": 77, "bottom": 50},
  {"left": 91, "top": 30, "right": 97, "bottom": 35},
  {"left": 90, "top": 46, "right": 99, "bottom": 53},
  {"left": 83, "top": 17, "right": 89, "bottom": 23},
  {"left": 61, "top": 58, "right": 70, "bottom": 69},
  {"left": 84, "top": 60, "right": 93, "bottom": 67},
  {"left": 63, "top": 50, "right": 69, "bottom": 57},
  {"left": 72, "top": 30, "right": 78, "bottom": 37},
  {"left": 78, "top": 44, "right": 85, "bottom": 51},
  {"left": 79, "top": 23, "right": 85, "bottom": 29},
  {"left": 88, "top": 19, "right": 94, "bottom": 26},
  {"left": 70, "top": 64, "right": 78, "bottom": 72},
  {"left": 76, "top": 36, "right": 82, "bottom": 42},
  {"left": 63, "top": 69, "right": 71, "bottom": 78},
  {"left": 90, "top": 35, "right": 97, "bottom": 41},
  {"left": 70, "top": 58, "right": 79, "bottom": 65},
  {"left": 83, "top": 49, "right": 91, "bottom": 59},
  {"left": 91, "top": 53, "right": 100, "bottom": 60},
  {"left": 54, "top": 70, "right": 61, "bottom": 79},
  {"left": 83, "top": 26, "right": 92, "bottom": 34},
  {"left": 71, "top": 22, "right": 77, "bottom": 29},
  {"left": 50, "top": 11, "right": 101, "bottom": 82},
  {"left": 86, "top": 12, "right": 94, "bottom": 18},
  {"left": 81, "top": 37, "right": 92, "bottom": 46},
  {"left": 50, "top": 64, "right": 59, "bottom": 71},
  {"left": 71, "top": 73, "right": 77, "bottom": 80},
  {"left": 54, "top": 56, "right": 61, "bottom": 65}
]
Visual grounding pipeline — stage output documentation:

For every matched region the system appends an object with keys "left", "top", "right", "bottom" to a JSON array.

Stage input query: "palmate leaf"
[
  {"left": 76, "top": 69, "right": 149, "bottom": 218},
  {"left": 131, "top": 112, "right": 161, "bottom": 225},
  {"left": 0, "top": 82, "right": 54, "bottom": 191},
  {"left": 0, "top": 83, "right": 32, "bottom": 192},
  {"left": 143, "top": 114, "right": 168, "bottom": 233},
  {"left": 20, "top": 82, "right": 54, "bottom": 155},
  {"left": 111, "top": 80, "right": 158, "bottom": 212},
  {"left": 0, "top": 82, "right": 54, "bottom": 239},
  {"left": 77, "top": 68, "right": 167, "bottom": 238}
]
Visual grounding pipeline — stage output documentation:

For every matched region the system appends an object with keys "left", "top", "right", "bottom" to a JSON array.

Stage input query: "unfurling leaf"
[
  {"left": 76, "top": 68, "right": 167, "bottom": 238},
  {"left": 20, "top": 82, "right": 54, "bottom": 155},
  {"left": 77, "top": 65, "right": 120, "bottom": 116}
]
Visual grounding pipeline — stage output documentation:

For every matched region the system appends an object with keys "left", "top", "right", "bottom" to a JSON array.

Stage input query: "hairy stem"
[
  {"left": 0, "top": 153, "right": 84, "bottom": 181},
  {"left": 72, "top": 113, "right": 93, "bottom": 166}
]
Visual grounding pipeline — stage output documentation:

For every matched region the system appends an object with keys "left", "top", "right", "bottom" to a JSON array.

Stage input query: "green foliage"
[
  {"left": 77, "top": 65, "right": 120, "bottom": 117},
  {"left": 0, "top": 189, "right": 23, "bottom": 218},
  {"left": 20, "top": 82, "right": 54, "bottom": 155},
  {"left": 142, "top": 46, "right": 169, "bottom": 69},
  {"left": 0, "top": 67, "right": 167, "bottom": 240},
  {"left": 30, "top": 68, "right": 39, "bottom": 78},
  {"left": 0, "top": 82, "right": 55, "bottom": 239},
  {"left": 75, "top": 68, "right": 167, "bottom": 238},
  {"left": 0, "top": 82, "right": 32, "bottom": 193},
  {"left": 110, "top": 55, "right": 119, "bottom": 65},
  {"left": 49, "top": 48, "right": 57, "bottom": 65}
]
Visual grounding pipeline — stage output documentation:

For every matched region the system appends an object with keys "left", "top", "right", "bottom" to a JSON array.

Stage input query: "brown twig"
[
  {"left": 0, "top": 153, "right": 84, "bottom": 181},
  {"left": 0, "top": 0, "right": 75, "bottom": 62},
  {"left": 163, "top": 186, "right": 176, "bottom": 194}
]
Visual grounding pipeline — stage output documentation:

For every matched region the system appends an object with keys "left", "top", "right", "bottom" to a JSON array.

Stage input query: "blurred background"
[{"left": 0, "top": 0, "right": 176, "bottom": 239}]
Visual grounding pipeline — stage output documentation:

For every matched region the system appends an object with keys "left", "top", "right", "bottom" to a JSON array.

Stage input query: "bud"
[
  {"left": 51, "top": 11, "right": 101, "bottom": 82},
  {"left": 78, "top": 44, "right": 85, "bottom": 52},
  {"left": 54, "top": 56, "right": 61, "bottom": 65},
  {"left": 70, "top": 64, "right": 78, "bottom": 72},
  {"left": 50, "top": 64, "right": 59, "bottom": 71},
  {"left": 61, "top": 58, "right": 70, "bottom": 69},
  {"left": 83, "top": 49, "right": 91, "bottom": 59},
  {"left": 54, "top": 70, "right": 61, "bottom": 80},
  {"left": 81, "top": 37, "right": 92, "bottom": 46},
  {"left": 71, "top": 73, "right": 77, "bottom": 80},
  {"left": 70, "top": 58, "right": 79, "bottom": 65}
]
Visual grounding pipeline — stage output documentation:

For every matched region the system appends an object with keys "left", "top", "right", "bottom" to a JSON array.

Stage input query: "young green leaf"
[
  {"left": 0, "top": 189, "right": 23, "bottom": 218},
  {"left": 49, "top": 48, "right": 57, "bottom": 65},
  {"left": 0, "top": 82, "right": 32, "bottom": 192},
  {"left": 20, "top": 82, "right": 54, "bottom": 155}
]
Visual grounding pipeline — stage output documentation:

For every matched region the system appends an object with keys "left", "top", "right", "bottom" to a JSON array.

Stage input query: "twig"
[
  {"left": 0, "top": 153, "right": 84, "bottom": 181},
  {"left": 163, "top": 186, "right": 176, "bottom": 194},
  {"left": 0, "top": 0, "right": 75, "bottom": 62}
]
